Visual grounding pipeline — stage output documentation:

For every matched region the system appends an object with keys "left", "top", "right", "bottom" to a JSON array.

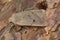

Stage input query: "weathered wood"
[{"left": 0, "top": 23, "right": 14, "bottom": 39}]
